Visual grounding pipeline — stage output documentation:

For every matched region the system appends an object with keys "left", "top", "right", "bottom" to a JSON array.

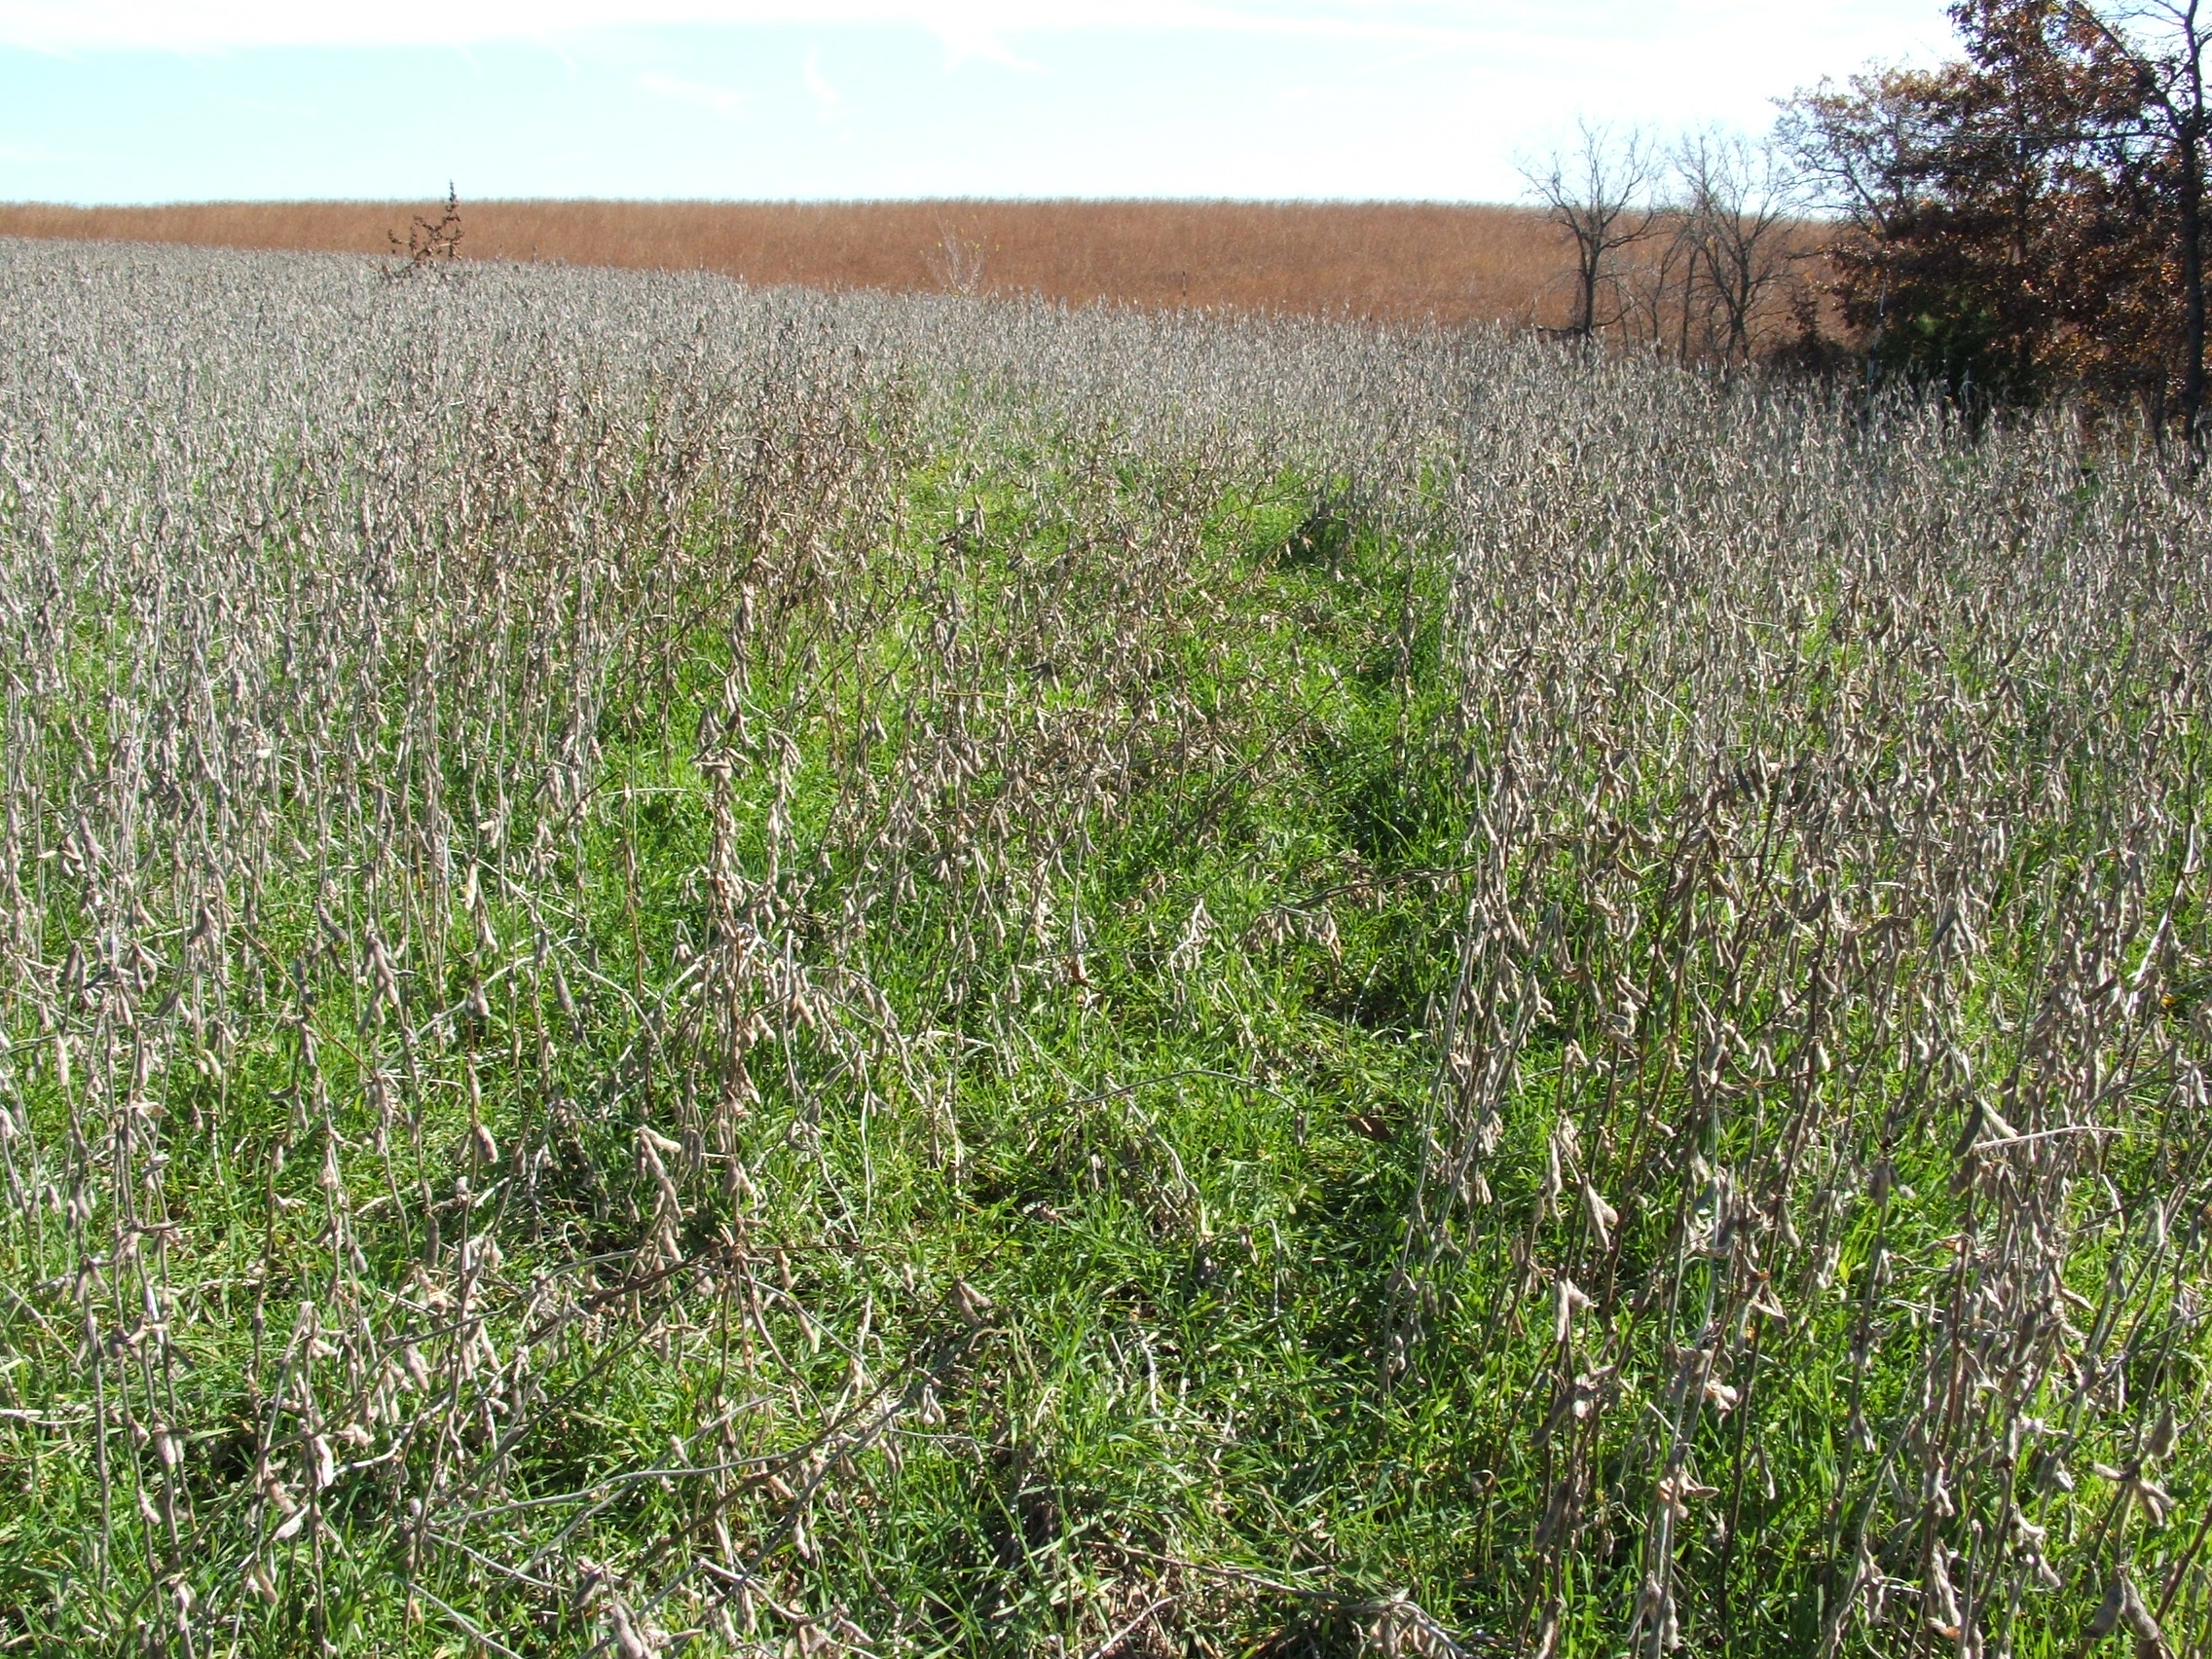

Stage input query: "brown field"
[{"left": 0, "top": 198, "right": 1575, "bottom": 326}]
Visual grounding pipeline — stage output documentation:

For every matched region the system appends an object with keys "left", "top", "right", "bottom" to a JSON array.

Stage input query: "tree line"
[{"left": 1535, "top": 1, "right": 2212, "bottom": 434}]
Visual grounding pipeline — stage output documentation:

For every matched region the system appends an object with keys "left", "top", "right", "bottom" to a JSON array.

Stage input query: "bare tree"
[
  {"left": 1620, "top": 164, "right": 1717, "bottom": 364},
  {"left": 1675, "top": 129, "right": 1804, "bottom": 372},
  {"left": 1777, "top": 66, "right": 1960, "bottom": 242},
  {"left": 1523, "top": 120, "right": 1661, "bottom": 344},
  {"left": 1626, "top": 213, "right": 1702, "bottom": 360}
]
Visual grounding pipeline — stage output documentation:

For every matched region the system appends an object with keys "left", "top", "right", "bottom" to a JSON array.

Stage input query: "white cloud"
[
  {"left": 0, "top": 2, "right": 1963, "bottom": 122},
  {"left": 801, "top": 45, "right": 840, "bottom": 122},
  {"left": 0, "top": 0, "right": 1963, "bottom": 105},
  {"left": 0, "top": 2, "right": 1527, "bottom": 52},
  {"left": 0, "top": 0, "right": 1964, "bottom": 203},
  {"left": 931, "top": 19, "right": 1037, "bottom": 71},
  {"left": 636, "top": 69, "right": 749, "bottom": 115}
]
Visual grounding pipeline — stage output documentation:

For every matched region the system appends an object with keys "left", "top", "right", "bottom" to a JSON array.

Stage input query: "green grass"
[{"left": 0, "top": 432, "right": 1484, "bottom": 1654}]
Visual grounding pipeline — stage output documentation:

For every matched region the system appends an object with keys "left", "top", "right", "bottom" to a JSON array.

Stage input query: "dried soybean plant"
[
  {"left": 0, "top": 235, "right": 2208, "bottom": 1659},
  {"left": 1392, "top": 371, "right": 2212, "bottom": 1654}
]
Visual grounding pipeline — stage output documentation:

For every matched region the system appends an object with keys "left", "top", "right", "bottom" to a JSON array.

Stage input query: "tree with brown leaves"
[{"left": 1785, "top": 0, "right": 2212, "bottom": 428}]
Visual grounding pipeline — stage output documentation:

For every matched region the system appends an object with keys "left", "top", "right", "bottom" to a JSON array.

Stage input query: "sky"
[{"left": 0, "top": 1, "right": 1961, "bottom": 204}]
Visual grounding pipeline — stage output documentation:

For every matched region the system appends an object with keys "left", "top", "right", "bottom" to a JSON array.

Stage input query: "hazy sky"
[{"left": 0, "top": 2, "right": 1960, "bottom": 203}]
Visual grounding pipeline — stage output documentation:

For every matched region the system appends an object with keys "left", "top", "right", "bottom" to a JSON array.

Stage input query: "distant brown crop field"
[{"left": 0, "top": 199, "right": 1576, "bottom": 327}]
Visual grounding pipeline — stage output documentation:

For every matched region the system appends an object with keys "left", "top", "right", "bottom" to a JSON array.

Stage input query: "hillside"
[{"left": 0, "top": 198, "right": 1567, "bottom": 326}]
